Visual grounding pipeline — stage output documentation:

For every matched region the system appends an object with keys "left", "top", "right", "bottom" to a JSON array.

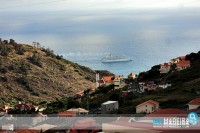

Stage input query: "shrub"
[
  {"left": 16, "top": 76, "right": 33, "bottom": 92},
  {"left": 60, "top": 64, "right": 66, "bottom": 71},
  {"left": 0, "top": 76, "right": 8, "bottom": 82},
  {"left": 45, "top": 48, "right": 55, "bottom": 57},
  {"left": 0, "top": 44, "right": 10, "bottom": 56},
  {"left": 0, "top": 65, "right": 8, "bottom": 73},
  {"left": 19, "top": 62, "right": 31, "bottom": 73},
  {"left": 28, "top": 53, "right": 42, "bottom": 67},
  {"left": 15, "top": 44, "right": 25, "bottom": 55},
  {"left": 56, "top": 54, "right": 63, "bottom": 60}
]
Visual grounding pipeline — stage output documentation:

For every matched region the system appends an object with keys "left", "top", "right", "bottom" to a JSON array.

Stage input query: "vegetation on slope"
[{"left": 0, "top": 38, "right": 96, "bottom": 106}]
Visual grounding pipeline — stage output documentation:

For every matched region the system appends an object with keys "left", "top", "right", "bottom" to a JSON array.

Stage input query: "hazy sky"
[
  {"left": 1, "top": 0, "right": 200, "bottom": 74},
  {"left": 0, "top": 0, "right": 200, "bottom": 11}
]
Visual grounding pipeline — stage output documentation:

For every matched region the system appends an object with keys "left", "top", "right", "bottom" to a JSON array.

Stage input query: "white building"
[
  {"left": 101, "top": 101, "right": 119, "bottom": 114},
  {"left": 128, "top": 73, "right": 137, "bottom": 79},
  {"left": 158, "top": 83, "right": 172, "bottom": 89},
  {"left": 136, "top": 100, "right": 159, "bottom": 114},
  {"left": 160, "top": 63, "right": 171, "bottom": 74}
]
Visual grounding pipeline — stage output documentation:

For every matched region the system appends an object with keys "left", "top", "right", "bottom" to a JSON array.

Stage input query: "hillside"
[
  {"left": 0, "top": 38, "right": 96, "bottom": 106},
  {"left": 134, "top": 51, "right": 200, "bottom": 110}
]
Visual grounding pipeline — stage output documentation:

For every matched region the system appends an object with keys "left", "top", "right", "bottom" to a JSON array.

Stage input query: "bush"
[
  {"left": 19, "top": 62, "right": 31, "bottom": 73},
  {"left": 56, "top": 54, "right": 63, "bottom": 60},
  {"left": 60, "top": 64, "right": 66, "bottom": 71},
  {"left": 0, "top": 76, "right": 8, "bottom": 82},
  {"left": 0, "top": 44, "right": 10, "bottom": 56},
  {"left": 16, "top": 76, "right": 33, "bottom": 92},
  {"left": 0, "top": 65, "right": 8, "bottom": 73},
  {"left": 45, "top": 48, "right": 55, "bottom": 57},
  {"left": 28, "top": 53, "right": 42, "bottom": 67},
  {"left": 15, "top": 44, "right": 25, "bottom": 55}
]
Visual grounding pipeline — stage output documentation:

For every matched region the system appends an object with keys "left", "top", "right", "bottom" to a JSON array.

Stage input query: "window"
[
  {"left": 152, "top": 107, "right": 154, "bottom": 111},
  {"left": 146, "top": 105, "right": 147, "bottom": 107}
]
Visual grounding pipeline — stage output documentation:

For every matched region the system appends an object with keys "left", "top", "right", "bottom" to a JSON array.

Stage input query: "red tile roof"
[
  {"left": 161, "top": 63, "right": 170, "bottom": 68},
  {"left": 176, "top": 61, "right": 190, "bottom": 67},
  {"left": 58, "top": 111, "right": 76, "bottom": 117},
  {"left": 136, "top": 100, "right": 159, "bottom": 108},
  {"left": 145, "top": 108, "right": 187, "bottom": 118},
  {"left": 102, "top": 76, "right": 114, "bottom": 83},
  {"left": 188, "top": 98, "right": 200, "bottom": 105},
  {"left": 180, "top": 56, "right": 186, "bottom": 59}
]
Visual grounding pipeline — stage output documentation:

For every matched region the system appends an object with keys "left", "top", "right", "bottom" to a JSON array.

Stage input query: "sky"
[
  {"left": 0, "top": 0, "right": 200, "bottom": 74},
  {"left": 0, "top": 0, "right": 200, "bottom": 11}
]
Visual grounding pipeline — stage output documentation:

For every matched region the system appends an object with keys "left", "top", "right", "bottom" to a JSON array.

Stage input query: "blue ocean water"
[{"left": 1, "top": 8, "right": 200, "bottom": 76}]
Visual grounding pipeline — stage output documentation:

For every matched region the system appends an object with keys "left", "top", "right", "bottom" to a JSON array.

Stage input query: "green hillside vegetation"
[
  {"left": 0, "top": 38, "right": 96, "bottom": 106},
  {"left": 135, "top": 51, "right": 200, "bottom": 112}
]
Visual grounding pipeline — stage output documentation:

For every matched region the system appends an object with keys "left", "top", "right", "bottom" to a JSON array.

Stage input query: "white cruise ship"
[{"left": 101, "top": 54, "right": 132, "bottom": 63}]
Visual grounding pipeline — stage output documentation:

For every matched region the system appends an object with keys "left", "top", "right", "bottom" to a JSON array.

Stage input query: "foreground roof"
[{"left": 188, "top": 98, "right": 200, "bottom": 105}]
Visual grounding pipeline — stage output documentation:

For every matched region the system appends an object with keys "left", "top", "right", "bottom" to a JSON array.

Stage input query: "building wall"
[
  {"left": 101, "top": 102, "right": 119, "bottom": 114},
  {"left": 189, "top": 104, "right": 200, "bottom": 110},
  {"left": 176, "top": 66, "right": 190, "bottom": 71},
  {"left": 136, "top": 104, "right": 159, "bottom": 114},
  {"left": 160, "top": 68, "right": 170, "bottom": 73}
]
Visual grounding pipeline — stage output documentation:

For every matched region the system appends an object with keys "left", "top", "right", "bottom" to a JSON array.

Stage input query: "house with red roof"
[
  {"left": 128, "top": 73, "right": 137, "bottom": 79},
  {"left": 136, "top": 100, "right": 159, "bottom": 114},
  {"left": 58, "top": 111, "right": 76, "bottom": 117},
  {"left": 170, "top": 56, "right": 186, "bottom": 64},
  {"left": 170, "top": 55, "right": 186, "bottom": 64},
  {"left": 98, "top": 75, "right": 126, "bottom": 90},
  {"left": 188, "top": 98, "right": 200, "bottom": 110},
  {"left": 179, "top": 56, "right": 186, "bottom": 61},
  {"left": 102, "top": 76, "right": 115, "bottom": 86},
  {"left": 159, "top": 63, "right": 171, "bottom": 73},
  {"left": 14, "top": 102, "right": 36, "bottom": 111},
  {"left": 171, "top": 57, "right": 180, "bottom": 64},
  {"left": 96, "top": 79, "right": 105, "bottom": 88},
  {"left": 176, "top": 60, "right": 191, "bottom": 71},
  {"left": 67, "top": 108, "right": 89, "bottom": 115}
]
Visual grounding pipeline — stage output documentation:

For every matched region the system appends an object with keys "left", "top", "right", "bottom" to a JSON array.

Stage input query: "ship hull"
[{"left": 101, "top": 58, "right": 132, "bottom": 63}]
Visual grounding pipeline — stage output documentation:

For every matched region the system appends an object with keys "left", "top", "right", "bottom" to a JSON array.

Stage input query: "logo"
[
  {"left": 153, "top": 118, "right": 164, "bottom": 126},
  {"left": 152, "top": 117, "right": 190, "bottom": 128},
  {"left": 188, "top": 112, "right": 198, "bottom": 125}
]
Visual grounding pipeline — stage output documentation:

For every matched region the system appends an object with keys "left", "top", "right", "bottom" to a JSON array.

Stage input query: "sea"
[{"left": 1, "top": 8, "right": 200, "bottom": 76}]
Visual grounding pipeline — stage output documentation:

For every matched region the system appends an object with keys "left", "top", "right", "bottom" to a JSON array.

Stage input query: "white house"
[
  {"left": 188, "top": 98, "right": 200, "bottom": 110},
  {"left": 128, "top": 73, "right": 137, "bottom": 79},
  {"left": 114, "top": 75, "right": 126, "bottom": 90},
  {"left": 67, "top": 108, "right": 89, "bottom": 115},
  {"left": 158, "top": 83, "right": 172, "bottom": 89},
  {"left": 160, "top": 63, "right": 171, "bottom": 73},
  {"left": 136, "top": 100, "right": 159, "bottom": 114},
  {"left": 101, "top": 101, "right": 119, "bottom": 114}
]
